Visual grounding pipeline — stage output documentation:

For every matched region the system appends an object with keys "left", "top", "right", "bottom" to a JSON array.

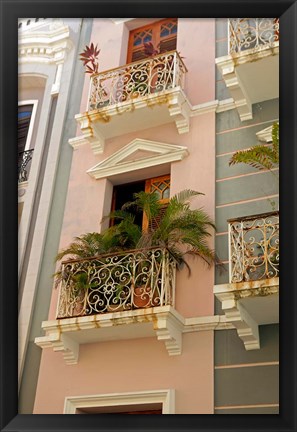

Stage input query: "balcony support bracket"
[
  {"left": 215, "top": 57, "right": 252, "bottom": 121},
  {"left": 35, "top": 330, "right": 79, "bottom": 365},
  {"left": 214, "top": 277, "right": 279, "bottom": 351},
  {"left": 74, "top": 112, "right": 105, "bottom": 154},
  {"left": 154, "top": 310, "right": 184, "bottom": 356},
  {"left": 219, "top": 295, "right": 260, "bottom": 350}
]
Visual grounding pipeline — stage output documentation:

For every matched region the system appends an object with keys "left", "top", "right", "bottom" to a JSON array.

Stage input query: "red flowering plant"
[
  {"left": 79, "top": 43, "right": 100, "bottom": 75},
  {"left": 143, "top": 42, "right": 161, "bottom": 57},
  {"left": 143, "top": 42, "right": 184, "bottom": 59}
]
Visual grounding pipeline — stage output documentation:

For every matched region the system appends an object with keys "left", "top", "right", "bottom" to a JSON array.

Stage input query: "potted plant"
[
  {"left": 110, "top": 189, "right": 220, "bottom": 307},
  {"left": 54, "top": 190, "right": 220, "bottom": 315},
  {"left": 79, "top": 43, "right": 110, "bottom": 109}
]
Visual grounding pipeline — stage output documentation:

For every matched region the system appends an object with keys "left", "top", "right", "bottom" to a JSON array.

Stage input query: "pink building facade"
[
  {"left": 19, "top": 17, "right": 279, "bottom": 415},
  {"left": 33, "top": 18, "right": 217, "bottom": 414}
]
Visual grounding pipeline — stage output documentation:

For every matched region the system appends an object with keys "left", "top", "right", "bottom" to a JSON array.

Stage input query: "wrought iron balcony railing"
[
  {"left": 228, "top": 211, "right": 279, "bottom": 283},
  {"left": 229, "top": 18, "right": 279, "bottom": 55},
  {"left": 18, "top": 149, "right": 34, "bottom": 183},
  {"left": 56, "top": 248, "right": 176, "bottom": 319},
  {"left": 88, "top": 50, "right": 187, "bottom": 111}
]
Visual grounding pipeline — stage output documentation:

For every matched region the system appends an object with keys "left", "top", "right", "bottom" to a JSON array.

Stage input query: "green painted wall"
[
  {"left": 214, "top": 325, "right": 279, "bottom": 413},
  {"left": 214, "top": 18, "right": 279, "bottom": 414}
]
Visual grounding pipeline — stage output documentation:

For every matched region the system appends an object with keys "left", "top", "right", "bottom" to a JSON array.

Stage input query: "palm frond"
[{"left": 229, "top": 122, "right": 279, "bottom": 172}]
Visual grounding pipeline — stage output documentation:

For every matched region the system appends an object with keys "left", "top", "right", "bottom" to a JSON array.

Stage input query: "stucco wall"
[
  {"left": 34, "top": 331, "right": 214, "bottom": 414},
  {"left": 34, "top": 17, "right": 217, "bottom": 415}
]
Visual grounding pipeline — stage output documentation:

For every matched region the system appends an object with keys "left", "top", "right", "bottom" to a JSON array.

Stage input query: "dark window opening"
[
  {"left": 112, "top": 180, "right": 145, "bottom": 228},
  {"left": 76, "top": 402, "right": 162, "bottom": 414},
  {"left": 111, "top": 175, "right": 170, "bottom": 231},
  {"left": 18, "top": 104, "right": 33, "bottom": 153}
]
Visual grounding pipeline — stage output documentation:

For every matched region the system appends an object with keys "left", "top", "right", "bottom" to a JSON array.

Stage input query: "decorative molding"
[
  {"left": 215, "top": 56, "right": 252, "bottom": 121},
  {"left": 18, "top": 21, "right": 72, "bottom": 65},
  {"left": 110, "top": 18, "right": 134, "bottom": 25},
  {"left": 167, "top": 89, "right": 191, "bottom": 134},
  {"left": 18, "top": 18, "right": 50, "bottom": 32},
  {"left": 35, "top": 332, "right": 79, "bottom": 365},
  {"left": 73, "top": 95, "right": 238, "bottom": 157},
  {"left": 216, "top": 42, "right": 279, "bottom": 122},
  {"left": 229, "top": 44, "right": 279, "bottom": 66},
  {"left": 183, "top": 314, "right": 234, "bottom": 332},
  {"left": 233, "top": 285, "right": 279, "bottom": 300},
  {"left": 256, "top": 125, "right": 275, "bottom": 143},
  {"left": 87, "top": 139, "right": 189, "bottom": 180},
  {"left": 64, "top": 389, "right": 175, "bottom": 414},
  {"left": 154, "top": 310, "right": 184, "bottom": 356},
  {"left": 68, "top": 135, "right": 89, "bottom": 150},
  {"left": 191, "top": 100, "right": 218, "bottom": 117},
  {"left": 35, "top": 304, "right": 235, "bottom": 364},
  {"left": 74, "top": 112, "right": 105, "bottom": 154},
  {"left": 75, "top": 88, "right": 191, "bottom": 155},
  {"left": 214, "top": 277, "right": 279, "bottom": 350},
  {"left": 216, "top": 98, "right": 236, "bottom": 113},
  {"left": 35, "top": 306, "right": 185, "bottom": 363}
]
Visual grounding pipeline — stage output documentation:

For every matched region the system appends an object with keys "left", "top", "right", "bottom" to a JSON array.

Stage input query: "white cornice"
[
  {"left": 110, "top": 18, "right": 134, "bottom": 24},
  {"left": 256, "top": 125, "right": 276, "bottom": 143},
  {"left": 18, "top": 23, "right": 72, "bottom": 65},
  {"left": 86, "top": 139, "right": 189, "bottom": 180}
]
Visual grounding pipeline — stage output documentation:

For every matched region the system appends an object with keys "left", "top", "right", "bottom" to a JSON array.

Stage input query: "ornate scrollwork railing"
[
  {"left": 229, "top": 18, "right": 279, "bottom": 55},
  {"left": 56, "top": 248, "right": 176, "bottom": 318},
  {"left": 88, "top": 50, "right": 187, "bottom": 110},
  {"left": 228, "top": 211, "right": 279, "bottom": 283},
  {"left": 18, "top": 149, "right": 34, "bottom": 183}
]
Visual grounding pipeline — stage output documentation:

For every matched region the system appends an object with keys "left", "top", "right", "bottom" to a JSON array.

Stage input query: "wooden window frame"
[
  {"left": 127, "top": 18, "right": 178, "bottom": 64},
  {"left": 111, "top": 174, "right": 171, "bottom": 232},
  {"left": 143, "top": 174, "right": 171, "bottom": 232}
]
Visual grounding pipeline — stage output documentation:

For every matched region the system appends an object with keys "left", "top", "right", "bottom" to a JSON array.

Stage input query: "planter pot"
[{"left": 133, "top": 286, "right": 160, "bottom": 308}]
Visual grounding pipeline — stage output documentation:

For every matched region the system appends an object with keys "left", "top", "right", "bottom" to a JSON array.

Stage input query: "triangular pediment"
[{"left": 87, "top": 139, "right": 189, "bottom": 180}]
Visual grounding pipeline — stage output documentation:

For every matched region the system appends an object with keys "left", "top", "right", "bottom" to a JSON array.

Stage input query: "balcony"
[
  {"left": 214, "top": 212, "right": 279, "bottom": 350},
  {"left": 74, "top": 51, "right": 190, "bottom": 154},
  {"left": 18, "top": 149, "right": 34, "bottom": 183},
  {"left": 229, "top": 211, "right": 279, "bottom": 283},
  {"left": 56, "top": 248, "right": 176, "bottom": 318},
  {"left": 35, "top": 248, "right": 187, "bottom": 363},
  {"left": 216, "top": 18, "right": 279, "bottom": 121}
]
